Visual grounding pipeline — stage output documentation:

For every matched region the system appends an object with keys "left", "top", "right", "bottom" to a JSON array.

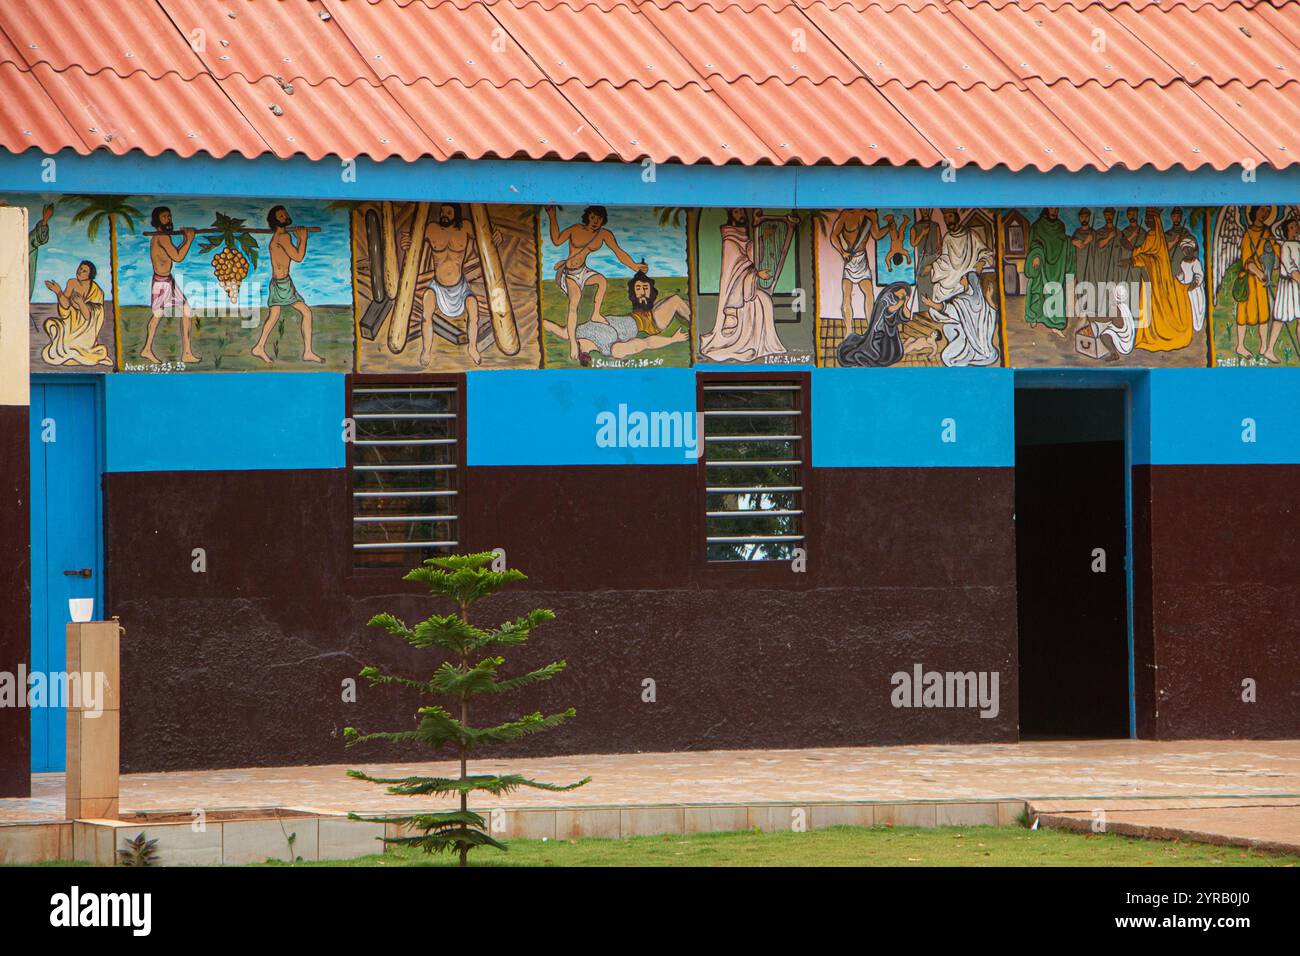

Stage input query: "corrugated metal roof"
[
  {"left": 326, "top": 0, "right": 545, "bottom": 86},
  {"left": 641, "top": 3, "right": 863, "bottom": 83},
  {"left": 0, "top": 0, "right": 1297, "bottom": 171}
]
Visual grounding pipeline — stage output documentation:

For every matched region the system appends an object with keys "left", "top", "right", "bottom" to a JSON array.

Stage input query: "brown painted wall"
[
  {"left": 105, "top": 463, "right": 1018, "bottom": 773},
  {"left": 1136, "top": 463, "right": 1300, "bottom": 738},
  {"left": 0, "top": 405, "right": 30, "bottom": 797}
]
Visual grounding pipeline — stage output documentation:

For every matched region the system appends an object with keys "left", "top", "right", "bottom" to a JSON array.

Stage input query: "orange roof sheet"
[{"left": 0, "top": 0, "right": 1298, "bottom": 171}]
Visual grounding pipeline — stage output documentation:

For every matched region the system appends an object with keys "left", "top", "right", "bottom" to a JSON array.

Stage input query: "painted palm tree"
[{"left": 61, "top": 195, "right": 143, "bottom": 363}]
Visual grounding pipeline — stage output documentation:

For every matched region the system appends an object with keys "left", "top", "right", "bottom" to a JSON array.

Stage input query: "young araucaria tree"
[{"left": 345, "top": 553, "right": 588, "bottom": 866}]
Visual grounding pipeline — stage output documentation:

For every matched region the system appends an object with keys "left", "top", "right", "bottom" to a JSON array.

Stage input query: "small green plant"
[
  {"left": 346, "top": 553, "right": 588, "bottom": 866},
  {"left": 116, "top": 833, "right": 159, "bottom": 867}
]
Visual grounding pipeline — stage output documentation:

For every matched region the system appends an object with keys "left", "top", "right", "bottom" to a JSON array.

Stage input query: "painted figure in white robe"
[
  {"left": 1089, "top": 281, "right": 1137, "bottom": 360},
  {"left": 1174, "top": 237, "right": 1207, "bottom": 333},
  {"left": 923, "top": 210, "right": 999, "bottom": 366},
  {"left": 700, "top": 209, "right": 786, "bottom": 362}
]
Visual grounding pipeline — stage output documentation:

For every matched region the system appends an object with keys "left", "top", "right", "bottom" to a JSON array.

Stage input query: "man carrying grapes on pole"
[
  {"left": 142, "top": 206, "right": 199, "bottom": 365},
  {"left": 252, "top": 204, "right": 323, "bottom": 364}
]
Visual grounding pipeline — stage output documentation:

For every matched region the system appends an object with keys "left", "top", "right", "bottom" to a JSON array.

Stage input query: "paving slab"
[{"left": 2, "top": 739, "right": 1298, "bottom": 826}]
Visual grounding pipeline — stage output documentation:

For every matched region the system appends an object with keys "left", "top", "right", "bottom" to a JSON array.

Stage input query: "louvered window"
[
  {"left": 350, "top": 379, "right": 461, "bottom": 570},
  {"left": 702, "top": 379, "right": 808, "bottom": 562}
]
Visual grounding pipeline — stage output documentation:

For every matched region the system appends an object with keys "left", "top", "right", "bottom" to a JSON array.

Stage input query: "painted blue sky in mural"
[{"left": 12, "top": 195, "right": 352, "bottom": 305}]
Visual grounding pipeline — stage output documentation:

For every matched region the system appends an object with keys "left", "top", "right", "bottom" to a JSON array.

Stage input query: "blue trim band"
[
  {"left": 812, "top": 368, "right": 1015, "bottom": 468},
  {"left": 468, "top": 367, "right": 698, "bottom": 466},
  {"left": 105, "top": 372, "right": 344, "bottom": 472},
  {"left": 5, "top": 149, "right": 1300, "bottom": 207}
]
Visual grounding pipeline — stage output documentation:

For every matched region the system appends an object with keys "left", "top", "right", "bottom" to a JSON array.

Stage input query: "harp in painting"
[{"left": 753, "top": 214, "right": 797, "bottom": 293}]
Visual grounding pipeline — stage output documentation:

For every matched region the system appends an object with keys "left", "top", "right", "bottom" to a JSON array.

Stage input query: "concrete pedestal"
[{"left": 65, "top": 621, "right": 120, "bottom": 820}]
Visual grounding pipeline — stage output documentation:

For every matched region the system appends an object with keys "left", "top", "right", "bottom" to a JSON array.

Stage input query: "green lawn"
[{"left": 263, "top": 825, "right": 1300, "bottom": 868}]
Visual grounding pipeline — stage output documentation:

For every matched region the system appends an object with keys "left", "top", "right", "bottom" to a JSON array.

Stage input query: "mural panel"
[
  {"left": 694, "top": 208, "right": 814, "bottom": 366},
  {"left": 815, "top": 208, "right": 1004, "bottom": 367},
  {"left": 1209, "top": 205, "right": 1300, "bottom": 367},
  {"left": 4, "top": 194, "right": 355, "bottom": 373},
  {"left": 539, "top": 205, "right": 691, "bottom": 369},
  {"left": 354, "top": 202, "right": 539, "bottom": 372},
  {"left": 5, "top": 195, "right": 118, "bottom": 372},
  {"left": 1003, "top": 207, "right": 1211, "bottom": 367}
]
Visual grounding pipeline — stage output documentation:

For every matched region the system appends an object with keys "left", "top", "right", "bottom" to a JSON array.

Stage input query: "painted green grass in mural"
[
  {"left": 117, "top": 304, "right": 353, "bottom": 371},
  {"left": 540, "top": 276, "right": 691, "bottom": 368},
  {"left": 254, "top": 825, "right": 1300, "bottom": 867},
  {"left": 1212, "top": 264, "right": 1300, "bottom": 367}
]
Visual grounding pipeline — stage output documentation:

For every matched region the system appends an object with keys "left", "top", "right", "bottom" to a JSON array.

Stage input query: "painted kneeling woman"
[
  {"left": 700, "top": 209, "right": 787, "bottom": 362},
  {"left": 42, "top": 259, "right": 111, "bottom": 367}
]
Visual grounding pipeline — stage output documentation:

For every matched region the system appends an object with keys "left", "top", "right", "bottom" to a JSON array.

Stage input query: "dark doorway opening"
[{"left": 1015, "top": 388, "right": 1130, "bottom": 739}]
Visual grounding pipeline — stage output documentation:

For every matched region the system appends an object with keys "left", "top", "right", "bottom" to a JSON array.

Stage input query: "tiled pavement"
[{"left": 4, "top": 740, "right": 1300, "bottom": 831}]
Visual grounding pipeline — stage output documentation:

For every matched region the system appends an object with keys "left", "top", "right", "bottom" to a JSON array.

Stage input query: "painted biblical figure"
[
  {"left": 41, "top": 259, "right": 110, "bottom": 367},
  {"left": 1209, "top": 205, "right": 1300, "bottom": 366},
  {"left": 694, "top": 207, "right": 813, "bottom": 365},
  {"left": 355, "top": 201, "right": 538, "bottom": 372},
  {"left": 121, "top": 196, "right": 352, "bottom": 371},
  {"left": 816, "top": 207, "right": 1003, "bottom": 367},
  {"left": 1004, "top": 206, "right": 1210, "bottom": 367},
  {"left": 540, "top": 205, "right": 690, "bottom": 369}
]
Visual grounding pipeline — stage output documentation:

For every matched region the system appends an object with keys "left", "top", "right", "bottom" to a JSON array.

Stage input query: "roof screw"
[
  {"left": 22, "top": 130, "right": 31, "bottom": 135},
  {"left": 1192, "top": 147, "right": 1201, "bottom": 153},
  {"left": 1104, "top": 145, "right": 1113, "bottom": 151},
  {"left": 541, "top": 138, "right": 550, "bottom": 144},
  {"left": 467, "top": 59, "right": 476, "bottom": 65},
  {"left": 220, "top": 40, "right": 230, "bottom": 47},
  {"left": 219, "top": 54, "right": 230, "bottom": 61},
  {"left": 1044, "top": 147, "right": 1053, "bottom": 153},
  {"left": 319, "top": 10, "right": 331, "bottom": 19},
  {"left": 269, "top": 104, "right": 284, "bottom": 116},
  {"left": 125, "top": 52, "right": 135, "bottom": 58},
  {"left": 869, "top": 143, "right": 877, "bottom": 149},
  {"left": 380, "top": 138, "right": 390, "bottom": 144},
  {"left": 287, "top": 136, "right": 295, "bottom": 142},
  {"left": 630, "top": 139, "right": 639, "bottom": 145},
  {"left": 779, "top": 142, "right": 788, "bottom": 148},
  {"left": 28, "top": 43, "right": 37, "bottom": 49},
  {"left": 227, "top": 10, "right": 236, "bottom": 18}
]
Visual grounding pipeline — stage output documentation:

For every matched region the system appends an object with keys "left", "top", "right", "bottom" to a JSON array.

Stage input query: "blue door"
[{"left": 29, "top": 379, "right": 103, "bottom": 773}]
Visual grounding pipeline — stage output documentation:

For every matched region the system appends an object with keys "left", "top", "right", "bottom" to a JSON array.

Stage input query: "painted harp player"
[{"left": 699, "top": 208, "right": 798, "bottom": 363}]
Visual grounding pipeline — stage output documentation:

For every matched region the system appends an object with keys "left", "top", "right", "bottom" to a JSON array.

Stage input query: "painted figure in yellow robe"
[
  {"left": 1235, "top": 205, "right": 1278, "bottom": 362},
  {"left": 1130, "top": 210, "right": 1194, "bottom": 353},
  {"left": 42, "top": 259, "right": 110, "bottom": 367}
]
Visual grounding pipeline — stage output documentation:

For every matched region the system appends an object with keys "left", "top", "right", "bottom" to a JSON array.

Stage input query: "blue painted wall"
[
  {"left": 812, "top": 368, "right": 1015, "bottom": 468},
  {"left": 1146, "top": 369, "right": 1300, "bottom": 466},
  {"left": 92, "top": 366, "right": 1300, "bottom": 472},
  {"left": 468, "top": 368, "right": 698, "bottom": 467},
  {"left": 104, "top": 372, "right": 344, "bottom": 473}
]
